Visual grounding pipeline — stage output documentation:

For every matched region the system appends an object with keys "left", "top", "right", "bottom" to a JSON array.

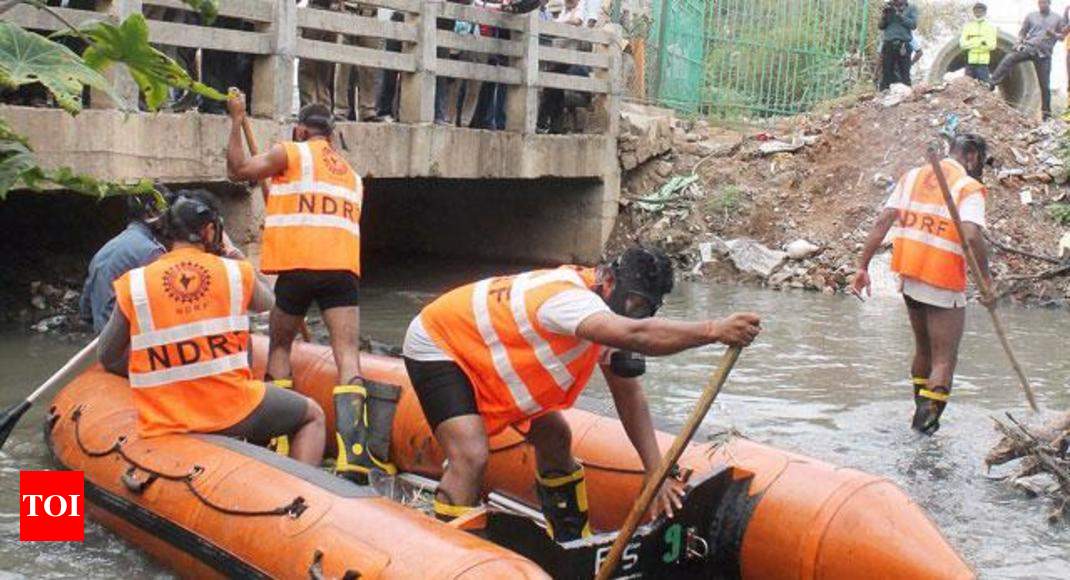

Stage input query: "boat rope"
[{"left": 71, "top": 405, "right": 308, "bottom": 519}]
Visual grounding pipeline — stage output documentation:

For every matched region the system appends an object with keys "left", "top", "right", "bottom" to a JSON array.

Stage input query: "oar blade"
[{"left": 0, "top": 400, "right": 32, "bottom": 451}]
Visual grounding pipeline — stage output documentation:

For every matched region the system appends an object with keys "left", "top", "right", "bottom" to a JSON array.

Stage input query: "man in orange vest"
[
  {"left": 225, "top": 92, "right": 397, "bottom": 482},
  {"left": 402, "top": 247, "right": 762, "bottom": 539},
  {"left": 851, "top": 134, "right": 994, "bottom": 435},
  {"left": 97, "top": 191, "right": 327, "bottom": 464}
]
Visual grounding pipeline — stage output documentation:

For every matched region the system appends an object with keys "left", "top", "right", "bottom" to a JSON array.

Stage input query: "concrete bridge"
[{"left": 2, "top": 0, "right": 623, "bottom": 265}]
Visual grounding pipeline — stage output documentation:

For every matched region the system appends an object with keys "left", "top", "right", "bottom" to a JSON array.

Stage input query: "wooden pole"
[
  {"left": 926, "top": 147, "right": 1038, "bottom": 412},
  {"left": 594, "top": 346, "right": 743, "bottom": 580}
]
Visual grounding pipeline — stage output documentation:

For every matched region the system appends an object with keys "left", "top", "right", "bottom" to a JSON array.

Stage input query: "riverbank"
[{"left": 611, "top": 78, "right": 1070, "bottom": 307}]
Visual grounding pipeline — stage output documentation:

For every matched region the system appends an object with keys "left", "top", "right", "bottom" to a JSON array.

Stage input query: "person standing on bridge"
[
  {"left": 959, "top": 3, "right": 998, "bottom": 83},
  {"left": 989, "top": 0, "right": 1067, "bottom": 119},
  {"left": 850, "top": 134, "right": 994, "bottom": 436},
  {"left": 97, "top": 190, "right": 327, "bottom": 464},
  {"left": 225, "top": 92, "right": 397, "bottom": 481},
  {"left": 401, "top": 247, "right": 761, "bottom": 539}
]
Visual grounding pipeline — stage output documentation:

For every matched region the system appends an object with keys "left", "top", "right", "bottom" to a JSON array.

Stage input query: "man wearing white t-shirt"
[
  {"left": 402, "top": 247, "right": 761, "bottom": 540},
  {"left": 851, "top": 134, "right": 993, "bottom": 435}
]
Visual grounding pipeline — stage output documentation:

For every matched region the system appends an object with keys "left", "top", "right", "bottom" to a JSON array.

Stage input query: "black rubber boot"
[
  {"left": 536, "top": 465, "right": 592, "bottom": 542},
  {"left": 334, "top": 380, "right": 400, "bottom": 484},
  {"left": 912, "top": 384, "right": 950, "bottom": 436},
  {"left": 266, "top": 377, "right": 293, "bottom": 456}
]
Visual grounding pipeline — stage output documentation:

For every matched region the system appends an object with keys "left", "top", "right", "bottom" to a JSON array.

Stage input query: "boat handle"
[
  {"left": 121, "top": 466, "right": 158, "bottom": 495},
  {"left": 685, "top": 527, "right": 709, "bottom": 560}
]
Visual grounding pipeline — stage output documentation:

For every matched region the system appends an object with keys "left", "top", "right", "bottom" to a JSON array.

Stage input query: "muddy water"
[{"left": 1, "top": 272, "right": 1069, "bottom": 578}]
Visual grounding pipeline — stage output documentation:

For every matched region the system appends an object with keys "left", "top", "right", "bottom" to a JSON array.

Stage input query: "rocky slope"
[{"left": 611, "top": 78, "right": 1070, "bottom": 306}]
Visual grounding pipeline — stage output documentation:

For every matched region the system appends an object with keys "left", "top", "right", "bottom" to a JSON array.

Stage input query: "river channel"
[{"left": 1, "top": 269, "right": 1068, "bottom": 578}]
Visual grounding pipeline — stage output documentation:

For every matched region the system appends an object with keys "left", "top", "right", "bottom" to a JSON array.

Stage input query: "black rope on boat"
[{"left": 71, "top": 405, "right": 309, "bottom": 519}]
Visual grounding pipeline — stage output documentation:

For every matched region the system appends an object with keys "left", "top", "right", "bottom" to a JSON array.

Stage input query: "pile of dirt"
[{"left": 610, "top": 78, "right": 1070, "bottom": 306}]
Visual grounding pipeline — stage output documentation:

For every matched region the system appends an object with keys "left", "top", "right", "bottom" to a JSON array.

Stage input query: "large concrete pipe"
[{"left": 928, "top": 29, "right": 1041, "bottom": 116}]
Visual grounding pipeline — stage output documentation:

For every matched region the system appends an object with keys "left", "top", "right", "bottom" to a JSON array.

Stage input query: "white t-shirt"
[
  {"left": 883, "top": 170, "right": 986, "bottom": 227},
  {"left": 403, "top": 288, "right": 611, "bottom": 361}
]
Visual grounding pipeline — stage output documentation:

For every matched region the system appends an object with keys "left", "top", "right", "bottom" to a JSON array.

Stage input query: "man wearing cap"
[
  {"left": 97, "top": 190, "right": 327, "bottom": 465},
  {"left": 402, "top": 247, "right": 761, "bottom": 539},
  {"left": 851, "top": 134, "right": 994, "bottom": 436},
  {"left": 960, "top": 3, "right": 998, "bottom": 83},
  {"left": 225, "top": 92, "right": 392, "bottom": 481}
]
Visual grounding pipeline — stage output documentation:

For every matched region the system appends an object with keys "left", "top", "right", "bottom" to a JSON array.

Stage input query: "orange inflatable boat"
[{"left": 46, "top": 337, "right": 974, "bottom": 579}]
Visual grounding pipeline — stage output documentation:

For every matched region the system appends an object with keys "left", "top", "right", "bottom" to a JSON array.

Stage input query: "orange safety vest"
[
  {"left": 114, "top": 247, "right": 264, "bottom": 438},
  {"left": 421, "top": 266, "right": 605, "bottom": 435},
  {"left": 261, "top": 139, "right": 362, "bottom": 276},
  {"left": 889, "top": 159, "right": 986, "bottom": 292}
]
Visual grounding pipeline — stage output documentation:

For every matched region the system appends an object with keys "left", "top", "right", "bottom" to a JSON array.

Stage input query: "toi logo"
[{"left": 19, "top": 470, "right": 84, "bottom": 542}]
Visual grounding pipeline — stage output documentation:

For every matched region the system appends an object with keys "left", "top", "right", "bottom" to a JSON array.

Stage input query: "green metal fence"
[{"left": 645, "top": 0, "right": 874, "bottom": 118}]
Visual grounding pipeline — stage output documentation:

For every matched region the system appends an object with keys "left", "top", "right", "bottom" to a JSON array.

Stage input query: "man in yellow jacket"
[{"left": 960, "top": 3, "right": 998, "bottom": 82}]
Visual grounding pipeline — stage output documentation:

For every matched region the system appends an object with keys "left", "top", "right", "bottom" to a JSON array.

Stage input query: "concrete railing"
[{"left": 7, "top": 0, "right": 623, "bottom": 136}]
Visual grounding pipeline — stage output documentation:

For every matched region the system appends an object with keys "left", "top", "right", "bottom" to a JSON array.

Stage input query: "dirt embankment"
[{"left": 611, "top": 78, "right": 1070, "bottom": 306}]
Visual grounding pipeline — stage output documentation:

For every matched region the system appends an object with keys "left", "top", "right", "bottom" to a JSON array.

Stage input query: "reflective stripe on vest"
[
  {"left": 264, "top": 213, "right": 360, "bottom": 237},
  {"left": 127, "top": 257, "right": 248, "bottom": 388},
  {"left": 470, "top": 269, "right": 596, "bottom": 417},
  {"left": 130, "top": 260, "right": 251, "bottom": 350}
]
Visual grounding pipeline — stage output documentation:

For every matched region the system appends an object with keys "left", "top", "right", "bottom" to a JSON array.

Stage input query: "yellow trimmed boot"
[
  {"left": 536, "top": 465, "right": 593, "bottom": 542},
  {"left": 266, "top": 378, "right": 293, "bottom": 456},
  {"left": 334, "top": 380, "right": 401, "bottom": 484},
  {"left": 912, "top": 380, "right": 950, "bottom": 436}
]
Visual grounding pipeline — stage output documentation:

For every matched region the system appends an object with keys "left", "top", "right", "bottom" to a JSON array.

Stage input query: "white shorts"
[{"left": 900, "top": 277, "right": 967, "bottom": 309}]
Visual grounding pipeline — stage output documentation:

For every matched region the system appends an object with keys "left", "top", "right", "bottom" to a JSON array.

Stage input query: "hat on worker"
[{"left": 297, "top": 103, "right": 335, "bottom": 135}]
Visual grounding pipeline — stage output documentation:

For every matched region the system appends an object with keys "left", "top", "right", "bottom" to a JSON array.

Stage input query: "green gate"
[{"left": 646, "top": 0, "right": 874, "bottom": 118}]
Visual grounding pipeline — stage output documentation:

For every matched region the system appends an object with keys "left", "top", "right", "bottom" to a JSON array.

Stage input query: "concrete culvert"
[{"left": 928, "top": 29, "right": 1041, "bottom": 116}]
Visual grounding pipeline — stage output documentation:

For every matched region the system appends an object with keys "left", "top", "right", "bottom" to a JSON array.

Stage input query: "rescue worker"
[
  {"left": 97, "top": 190, "right": 327, "bottom": 465},
  {"left": 850, "top": 134, "right": 993, "bottom": 435},
  {"left": 81, "top": 189, "right": 172, "bottom": 333},
  {"left": 402, "top": 247, "right": 762, "bottom": 539},
  {"left": 224, "top": 91, "right": 392, "bottom": 482},
  {"left": 959, "top": 3, "right": 997, "bottom": 83}
]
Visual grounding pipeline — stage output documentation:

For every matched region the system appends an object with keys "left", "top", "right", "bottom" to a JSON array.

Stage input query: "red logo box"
[{"left": 19, "top": 470, "right": 84, "bottom": 542}]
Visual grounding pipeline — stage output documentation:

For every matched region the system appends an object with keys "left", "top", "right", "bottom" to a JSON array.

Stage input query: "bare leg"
[
  {"left": 321, "top": 306, "right": 361, "bottom": 384},
  {"left": 290, "top": 397, "right": 326, "bottom": 465},
  {"left": 527, "top": 412, "right": 577, "bottom": 475},
  {"left": 925, "top": 305, "right": 966, "bottom": 390},
  {"left": 905, "top": 300, "right": 932, "bottom": 379},
  {"left": 433, "top": 414, "right": 488, "bottom": 506},
  {"left": 267, "top": 307, "right": 303, "bottom": 381}
]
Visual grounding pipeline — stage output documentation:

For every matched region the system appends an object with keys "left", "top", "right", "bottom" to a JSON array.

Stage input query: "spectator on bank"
[
  {"left": 878, "top": 0, "right": 918, "bottom": 91},
  {"left": 298, "top": 0, "right": 336, "bottom": 111},
  {"left": 377, "top": 9, "right": 405, "bottom": 122},
  {"left": 959, "top": 3, "right": 997, "bottom": 83},
  {"left": 436, "top": 1, "right": 476, "bottom": 125},
  {"left": 990, "top": 0, "right": 1067, "bottom": 119},
  {"left": 470, "top": 1, "right": 508, "bottom": 131},
  {"left": 580, "top": 0, "right": 602, "bottom": 27}
]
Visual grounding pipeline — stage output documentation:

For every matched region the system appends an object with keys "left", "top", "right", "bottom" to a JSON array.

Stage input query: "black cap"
[
  {"left": 166, "top": 189, "right": 222, "bottom": 244},
  {"left": 297, "top": 103, "right": 334, "bottom": 135}
]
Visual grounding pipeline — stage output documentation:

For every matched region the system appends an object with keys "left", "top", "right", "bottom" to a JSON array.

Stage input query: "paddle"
[
  {"left": 0, "top": 337, "right": 99, "bottom": 451},
  {"left": 229, "top": 88, "right": 312, "bottom": 343},
  {"left": 926, "top": 146, "right": 1039, "bottom": 412},
  {"left": 595, "top": 345, "right": 743, "bottom": 580}
]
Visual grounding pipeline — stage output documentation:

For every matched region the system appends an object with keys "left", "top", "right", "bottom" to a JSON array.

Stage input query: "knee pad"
[{"left": 536, "top": 465, "right": 592, "bottom": 542}]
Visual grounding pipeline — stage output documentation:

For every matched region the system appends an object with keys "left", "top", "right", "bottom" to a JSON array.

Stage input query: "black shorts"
[
  {"left": 213, "top": 385, "right": 309, "bottom": 445},
  {"left": 275, "top": 270, "right": 360, "bottom": 316},
  {"left": 403, "top": 358, "right": 479, "bottom": 431}
]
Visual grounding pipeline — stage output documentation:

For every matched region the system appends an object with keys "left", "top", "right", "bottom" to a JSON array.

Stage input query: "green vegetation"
[
  {"left": 705, "top": 184, "right": 743, "bottom": 218},
  {"left": 1048, "top": 203, "right": 1070, "bottom": 226},
  {"left": 0, "top": 0, "right": 222, "bottom": 200}
]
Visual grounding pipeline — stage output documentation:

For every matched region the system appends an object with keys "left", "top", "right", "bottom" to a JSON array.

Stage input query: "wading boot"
[
  {"left": 266, "top": 377, "right": 293, "bottom": 457},
  {"left": 433, "top": 497, "right": 488, "bottom": 534},
  {"left": 912, "top": 383, "right": 950, "bottom": 436},
  {"left": 334, "top": 380, "right": 401, "bottom": 484},
  {"left": 536, "top": 465, "right": 592, "bottom": 542}
]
